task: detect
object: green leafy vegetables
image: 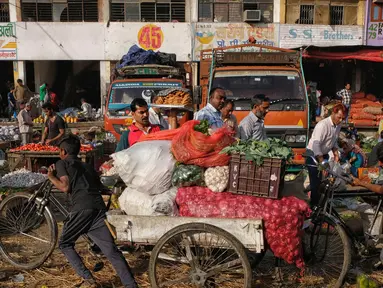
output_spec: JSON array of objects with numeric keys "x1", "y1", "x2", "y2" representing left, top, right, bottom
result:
[
  {"x1": 221, "y1": 138, "x2": 294, "y2": 166},
  {"x1": 194, "y1": 120, "x2": 210, "y2": 135}
]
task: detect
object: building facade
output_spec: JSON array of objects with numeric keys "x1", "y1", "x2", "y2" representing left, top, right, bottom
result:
[{"x1": 0, "y1": 0, "x2": 372, "y2": 109}]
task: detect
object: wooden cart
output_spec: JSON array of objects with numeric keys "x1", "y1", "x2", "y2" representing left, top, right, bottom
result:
[{"x1": 7, "y1": 149, "x2": 97, "y2": 172}]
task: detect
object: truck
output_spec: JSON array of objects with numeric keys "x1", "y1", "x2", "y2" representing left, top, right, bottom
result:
[
  {"x1": 199, "y1": 44, "x2": 309, "y2": 169},
  {"x1": 104, "y1": 64, "x2": 193, "y2": 140}
]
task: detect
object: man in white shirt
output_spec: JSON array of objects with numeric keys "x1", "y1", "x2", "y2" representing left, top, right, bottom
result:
[
  {"x1": 306, "y1": 103, "x2": 346, "y2": 207},
  {"x1": 17, "y1": 102, "x2": 33, "y2": 145},
  {"x1": 81, "y1": 98, "x2": 92, "y2": 120},
  {"x1": 149, "y1": 95, "x2": 169, "y2": 129}
]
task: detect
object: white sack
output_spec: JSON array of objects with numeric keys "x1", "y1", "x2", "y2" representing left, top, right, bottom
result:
[
  {"x1": 112, "y1": 140, "x2": 176, "y2": 195},
  {"x1": 119, "y1": 186, "x2": 178, "y2": 216}
]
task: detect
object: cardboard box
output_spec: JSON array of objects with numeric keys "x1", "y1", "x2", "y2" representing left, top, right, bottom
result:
[{"x1": 358, "y1": 168, "x2": 379, "y2": 182}]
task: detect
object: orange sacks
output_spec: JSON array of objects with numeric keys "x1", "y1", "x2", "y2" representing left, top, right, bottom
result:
[
  {"x1": 349, "y1": 108, "x2": 364, "y2": 115},
  {"x1": 366, "y1": 94, "x2": 377, "y2": 102},
  {"x1": 351, "y1": 103, "x2": 365, "y2": 109},
  {"x1": 350, "y1": 113, "x2": 376, "y2": 120},
  {"x1": 363, "y1": 106, "x2": 383, "y2": 115},
  {"x1": 350, "y1": 119, "x2": 377, "y2": 126},
  {"x1": 376, "y1": 115, "x2": 383, "y2": 121},
  {"x1": 352, "y1": 92, "x2": 365, "y2": 99}
]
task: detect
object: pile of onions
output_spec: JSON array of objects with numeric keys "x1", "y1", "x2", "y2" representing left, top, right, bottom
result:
[{"x1": 176, "y1": 187, "x2": 311, "y2": 271}]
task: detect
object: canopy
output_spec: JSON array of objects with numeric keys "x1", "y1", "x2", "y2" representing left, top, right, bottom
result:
[{"x1": 303, "y1": 49, "x2": 383, "y2": 62}]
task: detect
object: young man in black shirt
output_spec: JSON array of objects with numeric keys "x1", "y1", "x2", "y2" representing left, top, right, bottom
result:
[
  {"x1": 47, "y1": 135, "x2": 137, "y2": 288},
  {"x1": 41, "y1": 102, "x2": 65, "y2": 146}
]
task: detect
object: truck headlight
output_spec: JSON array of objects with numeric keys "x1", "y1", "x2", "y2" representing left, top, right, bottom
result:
[
  {"x1": 285, "y1": 135, "x2": 296, "y2": 142},
  {"x1": 296, "y1": 135, "x2": 306, "y2": 143}
]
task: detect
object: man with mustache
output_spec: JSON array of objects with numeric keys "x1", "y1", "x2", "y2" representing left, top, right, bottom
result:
[
  {"x1": 115, "y1": 98, "x2": 162, "y2": 152},
  {"x1": 194, "y1": 87, "x2": 226, "y2": 130},
  {"x1": 238, "y1": 94, "x2": 270, "y2": 141}
]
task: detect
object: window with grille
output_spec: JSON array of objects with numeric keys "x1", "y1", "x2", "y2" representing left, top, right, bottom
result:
[
  {"x1": 299, "y1": 5, "x2": 314, "y2": 24},
  {"x1": 0, "y1": 2, "x2": 9, "y2": 22},
  {"x1": 198, "y1": 0, "x2": 273, "y2": 22},
  {"x1": 110, "y1": 0, "x2": 185, "y2": 22},
  {"x1": 21, "y1": 0, "x2": 98, "y2": 22},
  {"x1": 330, "y1": 6, "x2": 343, "y2": 25}
]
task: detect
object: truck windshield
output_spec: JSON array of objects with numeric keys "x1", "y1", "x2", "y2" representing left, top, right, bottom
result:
[
  {"x1": 107, "y1": 81, "x2": 182, "y2": 116},
  {"x1": 212, "y1": 71, "x2": 305, "y2": 110}
]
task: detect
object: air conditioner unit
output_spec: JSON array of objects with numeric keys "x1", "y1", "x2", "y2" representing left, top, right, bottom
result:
[{"x1": 243, "y1": 10, "x2": 261, "y2": 22}]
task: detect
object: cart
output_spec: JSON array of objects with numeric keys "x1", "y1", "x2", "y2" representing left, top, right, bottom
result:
[
  {"x1": 7, "y1": 149, "x2": 97, "y2": 172},
  {"x1": 107, "y1": 211, "x2": 265, "y2": 287}
]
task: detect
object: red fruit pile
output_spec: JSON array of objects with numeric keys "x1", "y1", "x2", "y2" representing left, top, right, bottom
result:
[{"x1": 10, "y1": 143, "x2": 93, "y2": 153}]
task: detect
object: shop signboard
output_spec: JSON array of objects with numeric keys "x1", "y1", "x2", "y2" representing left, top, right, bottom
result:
[
  {"x1": 0, "y1": 23, "x2": 16, "y2": 60},
  {"x1": 365, "y1": 0, "x2": 383, "y2": 46},
  {"x1": 279, "y1": 25, "x2": 363, "y2": 48}
]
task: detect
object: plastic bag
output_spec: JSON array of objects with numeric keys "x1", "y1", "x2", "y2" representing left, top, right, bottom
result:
[
  {"x1": 171, "y1": 164, "x2": 205, "y2": 187},
  {"x1": 329, "y1": 161, "x2": 351, "y2": 191},
  {"x1": 112, "y1": 140, "x2": 175, "y2": 195},
  {"x1": 119, "y1": 186, "x2": 178, "y2": 216}
]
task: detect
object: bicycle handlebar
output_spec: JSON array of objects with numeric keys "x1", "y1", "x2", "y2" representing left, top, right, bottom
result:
[{"x1": 305, "y1": 155, "x2": 353, "y2": 185}]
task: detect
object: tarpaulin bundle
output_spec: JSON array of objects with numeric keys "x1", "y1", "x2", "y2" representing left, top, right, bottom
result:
[
  {"x1": 303, "y1": 49, "x2": 383, "y2": 62},
  {"x1": 139, "y1": 120, "x2": 235, "y2": 167}
]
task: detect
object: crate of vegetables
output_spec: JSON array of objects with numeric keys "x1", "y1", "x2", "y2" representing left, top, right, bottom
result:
[{"x1": 222, "y1": 139, "x2": 293, "y2": 199}]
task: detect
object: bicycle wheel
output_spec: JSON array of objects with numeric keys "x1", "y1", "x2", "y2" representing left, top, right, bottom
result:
[
  {"x1": 302, "y1": 215, "x2": 352, "y2": 288},
  {"x1": 149, "y1": 223, "x2": 252, "y2": 288},
  {"x1": 0, "y1": 192, "x2": 58, "y2": 269}
]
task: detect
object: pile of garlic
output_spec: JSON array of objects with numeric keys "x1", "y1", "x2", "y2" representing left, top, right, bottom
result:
[
  {"x1": 0, "y1": 168, "x2": 47, "y2": 188},
  {"x1": 204, "y1": 166, "x2": 229, "y2": 193},
  {"x1": 0, "y1": 125, "x2": 20, "y2": 142}
]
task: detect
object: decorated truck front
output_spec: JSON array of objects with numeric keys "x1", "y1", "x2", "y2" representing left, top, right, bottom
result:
[
  {"x1": 199, "y1": 44, "x2": 309, "y2": 168},
  {"x1": 105, "y1": 65, "x2": 191, "y2": 140}
]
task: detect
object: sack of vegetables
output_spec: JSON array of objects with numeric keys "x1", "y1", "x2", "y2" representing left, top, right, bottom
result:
[{"x1": 172, "y1": 164, "x2": 205, "y2": 187}]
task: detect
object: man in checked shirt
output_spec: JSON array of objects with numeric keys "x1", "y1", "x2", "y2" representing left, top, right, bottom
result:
[{"x1": 336, "y1": 82, "x2": 352, "y2": 123}]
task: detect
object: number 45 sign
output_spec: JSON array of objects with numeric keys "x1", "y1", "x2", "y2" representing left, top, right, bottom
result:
[{"x1": 138, "y1": 24, "x2": 164, "y2": 50}]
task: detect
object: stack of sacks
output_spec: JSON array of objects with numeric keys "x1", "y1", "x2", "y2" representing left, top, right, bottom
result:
[{"x1": 349, "y1": 92, "x2": 382, "y2": 126}]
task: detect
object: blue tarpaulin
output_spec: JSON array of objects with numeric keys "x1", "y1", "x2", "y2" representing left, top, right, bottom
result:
[{"x1": 117, "y1": 45, "x2": 158, "y2": 68}]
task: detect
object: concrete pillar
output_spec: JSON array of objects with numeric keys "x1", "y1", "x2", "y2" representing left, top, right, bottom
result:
[
  {"x1": 355, "y1": 64, "x2": 361, "y2": 92},
  {"x1": 99, "y1": 0, "x2": 110, "y2": 22},
  {"x1": 9, "y1": 0, "x2": 21, "y2": 22},
  {"x1": 274, "y1": 0, "x2": 281, "y2": 23},
  {"x1": 279, "y1": 0, "x2": 286, "y2": 24},
  {"x1": 13, "y1": 61, "x2": 26, "y2": 85},
  {"x1": 100, "y1": 61, "x2": 111, "y2": 113},
  {"x1": 188, "y1": 0, "x2": 198, "y2": 22}
]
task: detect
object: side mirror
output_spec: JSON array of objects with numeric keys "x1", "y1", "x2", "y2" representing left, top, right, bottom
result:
[{"x1": 193, "y1": 86, "x2": 201, "y2": 104}]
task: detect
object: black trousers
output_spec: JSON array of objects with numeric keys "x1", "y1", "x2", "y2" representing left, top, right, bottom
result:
[
  {"x1": 306, "y1": 153, "x2": 329, "y2": 207},
  {"x1": 59, "y1": 209, "x2": 137, "y2": 288}
]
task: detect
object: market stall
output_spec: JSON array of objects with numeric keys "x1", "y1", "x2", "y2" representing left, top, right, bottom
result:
[
  {"x1": 101, "y1": 119, "x2": 311, "y2": 287},
  {"x1": 7, "y1": 144, "x2": 96, "y2": 172}
]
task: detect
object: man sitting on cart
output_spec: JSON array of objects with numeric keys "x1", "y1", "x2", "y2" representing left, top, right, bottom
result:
[
  {"x1": 47, "y1": 135, "x2": 138, "y2": 288},
  {"x1": 115, "y1": 98, "x2": 162, "y2": 152}
]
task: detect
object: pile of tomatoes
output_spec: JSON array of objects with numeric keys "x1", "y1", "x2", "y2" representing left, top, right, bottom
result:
[{"x1": 10, "y1": 143, "x2": 93, "y2": 153}]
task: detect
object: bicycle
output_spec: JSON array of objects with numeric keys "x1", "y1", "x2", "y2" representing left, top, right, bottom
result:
[
  {"x1": 0, "y1": 176, "x2": 117, "y2": 270},
  {"x1": 300, "y1": 155, "x2": 383, "y2": 288}
]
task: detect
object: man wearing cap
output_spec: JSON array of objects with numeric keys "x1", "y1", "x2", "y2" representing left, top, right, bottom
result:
[{"x1": 17, "y1": 101, "x2": 33, "y2": 145}]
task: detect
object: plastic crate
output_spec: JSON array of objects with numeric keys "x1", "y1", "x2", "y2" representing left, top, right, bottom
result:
[
  {"x1": 103, "y1": 141, "x2": 117, "y2": 155},
  {"x1": 228, "y1": 153, "x2": 285, "y2": 199}
]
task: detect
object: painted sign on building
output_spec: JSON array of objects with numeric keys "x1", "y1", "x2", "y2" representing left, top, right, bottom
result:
[
  {"x1": 193, "y1": 23, "x2": 278, "y2": 61},
  {"x1": 0, "y1": 23, "x2": 16, "y2": 60},
  {"x1": 279, "y1": 25, "x2": 364, "y2": 48},
  {"x1": 365, "y1": 0, "x2": 383, "y2": 45}
]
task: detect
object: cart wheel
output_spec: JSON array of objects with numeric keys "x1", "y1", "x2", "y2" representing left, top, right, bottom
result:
[{"x1": 149, "y1": 223, "x2": 252, "y2": 288}]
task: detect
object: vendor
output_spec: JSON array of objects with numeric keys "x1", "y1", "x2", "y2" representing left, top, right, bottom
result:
[
  {"x1": 194, "y1": 87, "x2": 225, "y2": 129},
  {"x1": 238, "y1": 94, "x2": 270, "y2": 141},
  {"x1": 149, "y1": 95, "x2": 169, "y2": 130},
  {"x1": 115, "y1": 98, "x2": 162, "y2": 152},
  {"x1": 306, "y1": 103, "x2": 346, "y2": 207},
  {"x1": 339, "y1": 138, "x2": 366, "y2": 177},
  {"x1": 41, "y1": 102, "x2": 66, "y2": 146},
  {"x1": 220, "y1": 99, "x2": 238, "y2": 137},
  {"x1": 17, "y1": 101, "x2": 33, "y2": 145}
]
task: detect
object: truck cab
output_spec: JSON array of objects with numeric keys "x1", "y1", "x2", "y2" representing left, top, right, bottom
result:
[
  {"x1": 105, "y1": 64, "x2": 192, "y2": 140},
  {"x1": 200, "y1": 44, "x2": 309, "y2": 167}
]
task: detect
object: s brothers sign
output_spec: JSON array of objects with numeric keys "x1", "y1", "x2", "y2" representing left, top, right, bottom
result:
[{"x1": 279, "y1": 25, "x2": 363, "y2": 48}]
